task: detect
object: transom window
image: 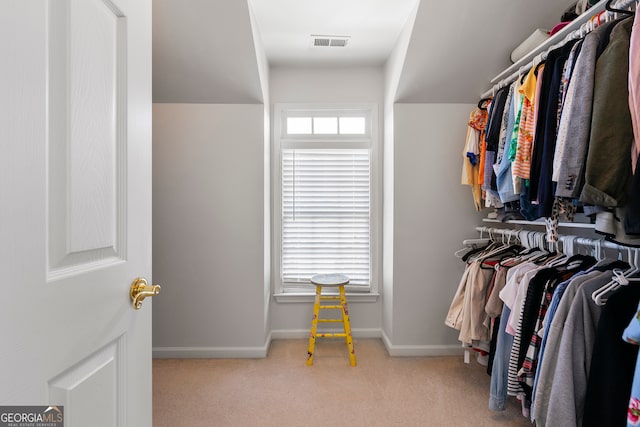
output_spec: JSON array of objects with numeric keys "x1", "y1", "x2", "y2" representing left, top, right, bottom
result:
[{"x1": 286, "y1": 116, "x2": 367, "y2": 135}]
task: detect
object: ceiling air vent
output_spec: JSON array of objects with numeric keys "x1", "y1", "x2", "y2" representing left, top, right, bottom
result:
[{"x1": 311, "y1": 35, "x2": 350, "y2": 48}]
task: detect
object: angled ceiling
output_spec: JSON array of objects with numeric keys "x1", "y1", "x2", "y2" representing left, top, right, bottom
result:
[
  {"x1": 248, "y1": 0, "x2": 418, "y2": 66},
  {"x1": 395, "y1": 0, "x2": 571, "y2": 103},
  {"x1": 153, "y1": 0, "x2": 264, "y2": 103},
  {"x1": 152, "y1": 0, "x2": 575, "y2": 104}
]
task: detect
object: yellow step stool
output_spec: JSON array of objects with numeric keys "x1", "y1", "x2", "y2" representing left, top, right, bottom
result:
[{"x1": 306, "y1": 273, "x2": 357, "y2": 366}]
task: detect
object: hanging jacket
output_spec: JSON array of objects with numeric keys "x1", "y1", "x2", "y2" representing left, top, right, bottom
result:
[
  {"x1": 580, "y1": 17, "x2": 634, "y2": 208},
  {"x1": 553, "y1": 23, "x2": 610, "y2": 198}
]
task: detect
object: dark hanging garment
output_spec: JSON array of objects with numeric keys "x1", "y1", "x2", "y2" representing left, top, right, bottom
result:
[
  {"x1": 535, "y1": 39, "x2": 580, "y2": 218},
  {"x1": 582, "y1": 283, "x2": 640, "y2": 427},
  {"x1": 484, "y1": 87, "x2": 509, "y2": 152},
  {"x1": 529, "y1": 48, "x2": 560, "y2": 203},
  {"x1": 484, "y1": 86, "x2": 510, "y2": 194},
  {"x1": 626, "y1": 153, "x2": 640, "y2": 235}
]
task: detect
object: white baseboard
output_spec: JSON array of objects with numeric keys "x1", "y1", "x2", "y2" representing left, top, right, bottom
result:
[
  {"x1": 153, "y1": 329, "x2": 463, "y2": 359},
  {"x1": 381, "y1": 329, "x2": 463, "y2": 357},
  {"x1": 153, "y1": 331, "x2": 273, "y2": 359}
]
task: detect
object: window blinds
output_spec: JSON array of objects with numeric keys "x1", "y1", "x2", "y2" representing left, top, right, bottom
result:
[{"x1": 282, "y1": 149, "x2": 371, "y2": 286}]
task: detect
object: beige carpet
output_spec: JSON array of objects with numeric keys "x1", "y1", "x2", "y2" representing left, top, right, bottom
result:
[{"x1": 153, "y1": 339, "x2": 531, "y2": 427}]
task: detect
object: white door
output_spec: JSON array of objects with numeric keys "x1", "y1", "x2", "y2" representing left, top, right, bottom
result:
[{"x1": 1, "y1": 0, "x2": 152, "y2": 426}]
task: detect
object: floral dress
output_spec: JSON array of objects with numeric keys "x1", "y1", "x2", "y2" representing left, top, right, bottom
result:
[{"x1": 623, "y1": 301, "x2": 640, "y2": 426}]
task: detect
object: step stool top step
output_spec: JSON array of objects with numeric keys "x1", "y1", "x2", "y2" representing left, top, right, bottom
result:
[{"x1": 310, "y1": 273, "x2": 350, "y2": 287}]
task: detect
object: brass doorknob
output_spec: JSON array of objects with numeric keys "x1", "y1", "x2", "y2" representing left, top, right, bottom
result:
[{"x1": 130, "y1": 278, "x2": 161, "y2": 310}]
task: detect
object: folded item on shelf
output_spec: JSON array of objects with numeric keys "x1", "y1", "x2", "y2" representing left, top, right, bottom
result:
[
  {"x1": 562, "y1": 1, "x2": 580, "y2": 21},
  {"x1": 511, "y1": 29, "x2": 550, "y2": 63}
]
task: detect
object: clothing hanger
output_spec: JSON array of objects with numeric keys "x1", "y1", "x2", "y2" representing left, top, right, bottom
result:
[
  {"x1": 592, "y1": 247, "x2": 638, "y2": 305},
  {"x1": 559, "y1": 235, "x2": 576, "y2": 257},
  {"x1": 518, "y1": 232, "x2": 551, "y2": 263},
  {"x1": 594, "y1": 246, "x2": 634, "y2": 304},
  {"x1": 592, "y1": 268, "x2": 627, "y2": 306},
  {"x1": 513, "y1": 231, "x2": 532, "y2": 255},
  {"x1": 561, "y1": 236, "x2": 599, "y2": 267},
  {"x1": 495, "y1": 232, "x2": 526, "y2": 265},
  {"x1": 454, "y1": 238, "x2": 491, "y2": 258},
  {"x1": 589, "y1": 238, "x2": 611, "y2": 268},
  {"x1": 599, "y1": 249, "x2": 640, "y2": 282},
  {"x1": 462, "y1": 238, "x2": 491, "y2": 247},
  {"x1": 545, "y1": 236, "x2": 570, "y2": 267},
  {"x1": 477, "y1": 98, "x2": 490, "y2": 110},
  {"x1": 624, "y1": 247, "x2": 640, "y2": 278},
  {"x1": 462, "y1": 231, "x2": 495, "y2": 259},
  {"x1": 519, "y1": 230, "x2": 531, "y2": 250},
  {"x1": 476, "y1": 231, "x2": 520, "y2": 263},
  {"x1": 605, "y1": 0, "x2": 634, "y2": 16}
]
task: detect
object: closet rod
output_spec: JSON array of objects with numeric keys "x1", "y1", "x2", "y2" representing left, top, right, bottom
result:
[
  {"x1": 479, "y1": 0, "x2": 637, "y2": 99},
  {"x1": 475, "y1": 226, "x2": 623, "y2": 251}
]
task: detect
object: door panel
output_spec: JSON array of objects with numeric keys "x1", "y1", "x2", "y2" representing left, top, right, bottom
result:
[
  {"x1": 49, "y1": 337, "x2": 124, "y2": 427},
  {"x1": 1, "y1": 0, "x2": 152, "y2": 426},
  {"x1": 48, "y1": 0, "x2": 127, "y2": 276}
]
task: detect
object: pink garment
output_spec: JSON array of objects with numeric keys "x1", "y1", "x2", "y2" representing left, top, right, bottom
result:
[
  {"x1": 549, "y1": 22, "x2": 570, "y2": 37},
  {"x1": 630, "y1": 7, "x2": 640, "y2": 172}
]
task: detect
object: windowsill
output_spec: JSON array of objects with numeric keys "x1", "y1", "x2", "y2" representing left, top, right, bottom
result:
[{"x1": 273, "y1": 292, "x2": 380, "y2": 303}]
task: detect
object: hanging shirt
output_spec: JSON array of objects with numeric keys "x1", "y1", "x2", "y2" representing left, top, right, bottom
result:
[
  {"x1": 508, "y1": 82, "x2": 524, "y2": 162},
  {"x1": 496, "y1": 85, "x2": 515, "y2": 165},
  {"x1": 462, "y1": 108, "x2": 488, "y2": 210},
  {"x1": 510, "y1": 97, "x2": 525, "y2": 194},
  {"x1": 499, "y1": 262, "x2": 539, "y2": 332},
  {"x1": 478, "y1": 132, "x2": 486, "y2": 187},
  {"x1": 495, "y1": 81, "x2": 521, "y2": 203},
  {"x1": 483, "y1": 86, "x2": 510, "y2": 196},
  {"x1": 512, "y1": 66, "x2": 540, "y2": 181}
]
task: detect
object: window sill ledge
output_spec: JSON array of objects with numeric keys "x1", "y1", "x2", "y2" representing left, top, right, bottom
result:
[{"x1": 273, "y1": 292, "x2": 380, "y2": 303}]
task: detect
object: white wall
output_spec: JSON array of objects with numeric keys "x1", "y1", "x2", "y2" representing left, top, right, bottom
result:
[
  {"x1": 149, "y1": 77, "x2": 487, "y2": 356},
  {"x1": 269, "y1": 66, "x2": 384, "y2": 335},
  {"x1": 382, "y1": 2, "x2": 418, "y2": 341},
  {"x1": 270, "y1": 66, "x2": 385, "y2": 105},
  {"x1": 152, "y1": 0, "x2": 264, "y2": 103},
  {"x1": 152, "y1": 103, "x2": 269, "y2": 357},
  {"x1": 386, "y1": 103, "x2": 484, "y2": 354},
  {"x1": 248, "y1": 1, "x2": 272, "y2": 342}
]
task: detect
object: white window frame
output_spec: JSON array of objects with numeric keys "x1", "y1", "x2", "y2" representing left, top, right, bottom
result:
[{"x1": 273, "y1": 103, "x2": 380, "y2": 302}]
